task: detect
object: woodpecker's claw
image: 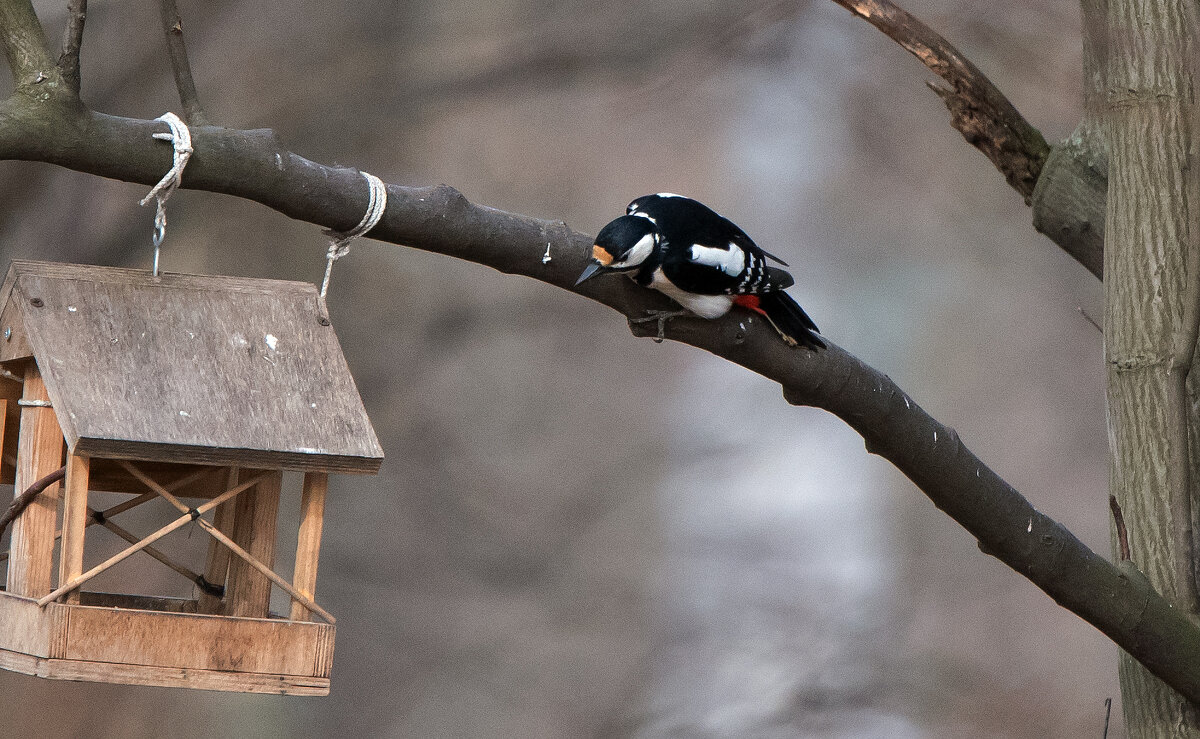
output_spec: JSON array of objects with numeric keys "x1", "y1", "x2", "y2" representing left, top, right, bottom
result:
[{"x1": 628, "y1": 309, "x2": 690, "y2": 343}]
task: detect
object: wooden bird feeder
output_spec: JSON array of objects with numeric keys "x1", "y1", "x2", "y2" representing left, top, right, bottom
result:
[{"x1": 0, "y1": 261, "x2": 382, "y2": 695}]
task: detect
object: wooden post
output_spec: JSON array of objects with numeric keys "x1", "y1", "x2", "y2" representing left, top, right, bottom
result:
[
  {"x1": 7, "y1": 363, "x2": 65, "y2": 597},
  {"x1": 198, "y1": 467, "x2": 239, "y2": 614},
  {"x1": 290, "y1": 472, "x2": 328, "y2": 621},
  {"x1": 225, "y1": 469, "x2": 281, "y2": 618},
  {"x1": 58, "y1": 453, "x2": 90, "y2": 603},
  {"x1": 0, "y1": 399, "x2": 7, "y2": 470}
]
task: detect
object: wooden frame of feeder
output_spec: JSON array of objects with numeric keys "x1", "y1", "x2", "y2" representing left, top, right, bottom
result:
[{"x1": 0, "y1": 262, "x2": 383, "y2": 695}]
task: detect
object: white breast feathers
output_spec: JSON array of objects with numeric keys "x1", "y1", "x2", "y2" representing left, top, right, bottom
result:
[{"x1": 647, "y1": 268, "x2": 735, "y2": 318}]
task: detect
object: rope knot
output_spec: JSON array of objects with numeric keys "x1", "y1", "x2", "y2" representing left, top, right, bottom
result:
[{"x1": 319, "y1": 171, "x2": 387, "y2": 302}]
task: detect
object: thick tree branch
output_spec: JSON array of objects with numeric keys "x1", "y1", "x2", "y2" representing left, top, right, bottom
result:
[
  {"x1": 56, "y1": 0, "x2": 86, "y2": 93},
  {"x1": 156, "y1": 0, "x2": 208, "y2": 126},
  {"x1": 2, "y1": 96, "x2": 1200, "y2": 701}
]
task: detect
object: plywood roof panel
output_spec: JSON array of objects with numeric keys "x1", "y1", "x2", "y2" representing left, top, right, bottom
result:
[{"x1": 0, "y1": 262, "x2": 383, "y2": 474}]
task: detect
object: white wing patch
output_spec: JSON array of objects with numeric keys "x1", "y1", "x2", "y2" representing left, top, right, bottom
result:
[{"x1": 689, "y1": 243, "x2": 745, "y2": 277}]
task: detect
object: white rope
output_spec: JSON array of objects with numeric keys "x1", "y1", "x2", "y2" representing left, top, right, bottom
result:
[
  {"x1": 138, "y1": 112, "x2": 193, "y2": 276},
  {"x1": 319, "y1": 171, "x2": 387, "y2": 301}
]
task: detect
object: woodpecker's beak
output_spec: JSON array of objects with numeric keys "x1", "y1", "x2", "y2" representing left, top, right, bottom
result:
[{"x1": 575, "y1": 261, "x2": 604, "y2": 286}]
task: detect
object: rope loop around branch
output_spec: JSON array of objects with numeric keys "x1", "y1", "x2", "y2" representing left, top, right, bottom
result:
[
  {"x1": 138, "y1": 112, "x2": 194, "y2": 276},
  {"x1": 319, "y1": 171, "x2": 387, "y2": 303}
]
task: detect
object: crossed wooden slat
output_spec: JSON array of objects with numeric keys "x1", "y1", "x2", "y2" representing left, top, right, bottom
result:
[
  {"x1": 0, "y1": 467, "x2": 210, "y2": 567},
  {"x1": 35, "y1": 461, "x2": 334, "y2": 624}
]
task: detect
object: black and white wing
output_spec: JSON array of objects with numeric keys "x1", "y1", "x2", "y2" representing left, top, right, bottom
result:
[
  {"x1": 626, "y1": 193, "x2": 790, "y2": 267},
  {"x1": 662, "y1": 240, "x2": 794, "y2": 296}
]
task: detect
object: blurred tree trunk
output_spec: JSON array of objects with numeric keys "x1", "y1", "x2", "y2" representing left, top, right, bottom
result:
[{"x1": 1102, "y1": 0, "x2": 1200, "y2": 735}]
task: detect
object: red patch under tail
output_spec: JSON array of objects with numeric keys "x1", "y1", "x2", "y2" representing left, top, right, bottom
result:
[{"x1": 732, "y1": 294, "x2": 768, "y2": 316}]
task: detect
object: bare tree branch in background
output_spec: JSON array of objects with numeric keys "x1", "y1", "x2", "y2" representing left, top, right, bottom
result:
[
  {"x1": 156, "y1": 0, "x2": 208, "y2": 126},
  {"x1": 831, "y1": 0, "x2": 1106, "y2": 279},
  {"x1": 396, "y1": 0, "x2": 807, "y2": 110},
  {"x1": 829, "y1": 0, "x2": 1049, "y2": 202}
]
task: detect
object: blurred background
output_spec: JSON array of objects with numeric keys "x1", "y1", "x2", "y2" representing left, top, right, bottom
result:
[{"x1": 0, "y1": 0, "x2": 1110, "y2": 736}]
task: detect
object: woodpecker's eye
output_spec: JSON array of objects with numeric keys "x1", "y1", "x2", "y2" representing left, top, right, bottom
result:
[{"x1": 592, "y1": 245, "x2": 614, "y2": 266}]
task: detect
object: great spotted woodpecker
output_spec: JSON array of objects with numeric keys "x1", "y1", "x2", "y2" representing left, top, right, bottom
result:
[{"x1": 575, "y1": 193, "x2": 824, "y2": 349}]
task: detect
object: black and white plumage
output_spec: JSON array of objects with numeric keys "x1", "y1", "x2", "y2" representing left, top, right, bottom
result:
[{"x1": 576, "y1": 193, "x2": 824, "y2": 349}]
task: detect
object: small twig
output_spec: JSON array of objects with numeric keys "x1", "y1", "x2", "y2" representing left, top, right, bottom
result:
[
  {"x1": 156, "y1": 0, "x2": 209, "y2": 126},
  {"x1": 0, "y1": 465, "x2": 66, "y2": 539},
  {"x1": 830, "y1": 0, "x2": 1049, "y2": 203},
  {"x1": 1102, "y1": 697, "x2": 1112, "y2": 739},
  {"x1": 56, "y1": 0, "x2": 87, "y2": 93},
  {"x1": 1109, "y1": 495, "x2": 1131, "y2": 562},
  {"x1": 1078, "y1": 307, "x2": 1102, "y2": 333}
]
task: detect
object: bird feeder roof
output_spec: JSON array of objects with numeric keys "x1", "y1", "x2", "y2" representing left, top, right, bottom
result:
[{"x1": 0, "y1": 261, "x2": 383, "y2": 474}]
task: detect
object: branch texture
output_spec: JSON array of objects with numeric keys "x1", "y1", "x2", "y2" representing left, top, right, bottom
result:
[{"x1": 2, "y1": 95, "x2": 1200, "y2": 701}]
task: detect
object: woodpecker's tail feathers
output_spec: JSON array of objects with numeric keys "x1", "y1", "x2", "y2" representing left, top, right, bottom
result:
[
  {"x1": 758, "y1": 292, "x2": 825, "y2": 350},
  {"x1": 764, "y1": 266, "x2": 794, "y2": 291}
]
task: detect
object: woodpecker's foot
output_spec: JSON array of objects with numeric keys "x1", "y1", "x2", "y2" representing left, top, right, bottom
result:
[{"x1": 628, "y1": 310, "x2": 690, "y2": 343}]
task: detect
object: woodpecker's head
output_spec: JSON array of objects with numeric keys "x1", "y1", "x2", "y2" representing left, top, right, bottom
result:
[{"x1": 575, "y1": 215, "x2": 659, "y2": 286}]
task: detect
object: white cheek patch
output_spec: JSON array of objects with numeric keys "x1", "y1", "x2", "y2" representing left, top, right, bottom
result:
[
  {"x1": 612, "y1": 233, "x2": 656, "y2": 268},
  {"x1": 689, "y1": 243, "x2": 745, "y2": 277}
]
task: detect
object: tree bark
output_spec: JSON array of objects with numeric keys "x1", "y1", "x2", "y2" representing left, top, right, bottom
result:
[{"x1": 1104, "y1": 0, "x2": 1200, "y2": 733}]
